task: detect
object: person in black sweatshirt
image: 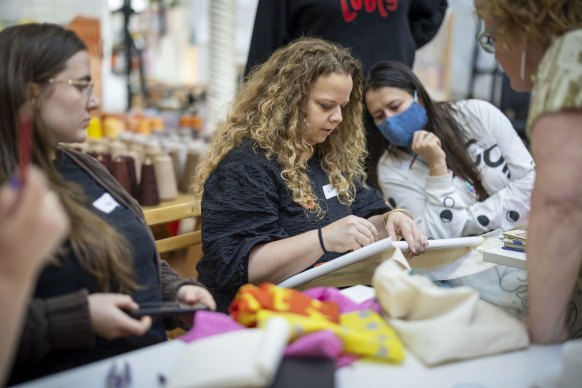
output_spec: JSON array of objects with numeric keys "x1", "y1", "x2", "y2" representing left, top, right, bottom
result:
[{"x1": 195, "y1": 37, "x2": 427, "y2": 312}]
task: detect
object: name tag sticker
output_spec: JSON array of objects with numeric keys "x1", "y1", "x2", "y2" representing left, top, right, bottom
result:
[
  {"x1": 322, "y1": 184, "x2": 338, "y2": 200},
  {"x1": 93, "y1": 193, "x2": 119, "y2": 214}
]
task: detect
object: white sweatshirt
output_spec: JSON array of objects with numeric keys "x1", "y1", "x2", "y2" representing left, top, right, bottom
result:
[{"x1": 377, "y1": 99, "x2": 535, "y2": 239}]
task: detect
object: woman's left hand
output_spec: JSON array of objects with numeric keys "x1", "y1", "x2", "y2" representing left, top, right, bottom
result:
[
  {"x1": 385, "y1": 211, "x2": 428, "y2": 259},
  {"x1": 176, "y1": 285, "x2": 216, "y2": 310},
  {"x1": 175, "y1": 285, "x2": 216, "y2": 327}
]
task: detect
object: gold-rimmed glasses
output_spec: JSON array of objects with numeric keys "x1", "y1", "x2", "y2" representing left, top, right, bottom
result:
[
  {"x1": 47, "y1": 78, "x2": 95, "y2": 101},
  {"x1": 476, "y1": 20, "x2": 496, "y2": 54}
]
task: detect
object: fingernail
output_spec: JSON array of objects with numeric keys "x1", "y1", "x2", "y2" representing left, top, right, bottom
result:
[{"x1": 9, "y1": 176, "x2": 21, "y2": 190}]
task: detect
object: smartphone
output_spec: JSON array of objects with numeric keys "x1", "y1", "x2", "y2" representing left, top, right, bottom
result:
[{"x1": 126, "y1": 301, "x2": 210, "y2": 319}]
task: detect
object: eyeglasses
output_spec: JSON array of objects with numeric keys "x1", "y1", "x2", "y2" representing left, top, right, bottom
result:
[
  {"x1": 47, "y1": 78, "x2": 95, "y2": 101},
  {"x1": 476, "y1": 20, "x2": 496, "y2": 54}
]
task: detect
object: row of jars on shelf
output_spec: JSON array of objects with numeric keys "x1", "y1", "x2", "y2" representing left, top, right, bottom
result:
[
  {"x1": 86, "y1": 113, "x2": 204, "y2": 139},
  {"x1": 71, "y1": 129, "x2": 207, "y2": 206}
]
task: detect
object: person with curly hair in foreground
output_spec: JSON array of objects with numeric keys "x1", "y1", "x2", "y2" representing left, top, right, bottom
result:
[
  {"x1": 193, "y1": 37, "x2": 428, "y2": 311},
  {"x1": 475, "y1": 0, "x2": 582, "y2": 343}
]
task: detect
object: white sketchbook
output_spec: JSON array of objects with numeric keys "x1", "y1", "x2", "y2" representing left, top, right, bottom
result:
[
  {"x1": 483, "y1": 246, "x2": 527, "y2": 270},
  {"x1": 278, "y1": 236, "x2": 484, "y2": 290}
]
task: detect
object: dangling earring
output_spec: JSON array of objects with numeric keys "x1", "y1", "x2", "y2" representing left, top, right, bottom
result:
[
  {"x1": 27, "y1": 84, "x2": 39, "y2": 109},
  {"x1": 520, "y1": 48, "x2": 527, "y2": 82}
]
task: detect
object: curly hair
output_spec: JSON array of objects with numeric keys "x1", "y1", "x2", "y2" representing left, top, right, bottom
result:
[
  {"x1": 193, "y1": 37, "x2": 366, "y2": 217},
  {"x1": 475, "y1": 0, "x2": 582, "y2": 49}
]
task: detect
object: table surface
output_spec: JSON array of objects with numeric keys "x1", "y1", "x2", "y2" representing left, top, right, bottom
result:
[
  {"x1": 14, "y1": 338, "x2": 563, "y2": 388},
  {"x1": 13, "y1": 246, "x2": 557, "y2": 388}
]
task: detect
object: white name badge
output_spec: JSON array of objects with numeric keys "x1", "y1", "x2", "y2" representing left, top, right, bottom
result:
[
  {"x1": 92, "y1": 193, "x2": 120, "y2": 214},
  {"x1": 322, "y1": 184, "x2": 338, "y2": 200}
]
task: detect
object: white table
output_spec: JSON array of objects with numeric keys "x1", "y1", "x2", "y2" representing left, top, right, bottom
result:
[
  {"x1": 14, "y1": 337, "x2": 563, "y2": 388},
  {"x1": 338, "y1": 345, "x2": 561, "y2": 388},
  {"x1": 14, "y1": 340, "x2": 186, "y2": 388},
  {"x1": 483, "y1": 246, "x2": 526, "y2": 269}
]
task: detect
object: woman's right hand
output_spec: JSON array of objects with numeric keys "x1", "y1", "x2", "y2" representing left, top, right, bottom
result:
[
  {"x1": 0, "y1": 166, "x2": 69, "y2": 282},
  {"x1": 411, "y1": 130, "x2": 447, "y2": 175},
  {"x1": 321, "y1": 215, "x2": 378, "y2": 252},
  {"x1": 88, "y1": 293, "x2": 151, "y2": 340}
]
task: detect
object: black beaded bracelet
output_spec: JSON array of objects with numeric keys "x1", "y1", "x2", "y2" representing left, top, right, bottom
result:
[{"x1": 317, "y1": 228, "x2": 329, "y2": 253}]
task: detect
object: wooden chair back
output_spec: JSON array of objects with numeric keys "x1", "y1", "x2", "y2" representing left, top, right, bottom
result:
[
  {"x1": 143, "y1": 197, "x2": 201, "y2": 254},
  {"x1": 143, "y1": 196, "x2": 202, "y2": 338}
]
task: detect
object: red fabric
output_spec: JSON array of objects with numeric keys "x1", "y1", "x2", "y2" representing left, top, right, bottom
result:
[{"x1": 229, "y1": 283, "x2": 340, "y2": 326}]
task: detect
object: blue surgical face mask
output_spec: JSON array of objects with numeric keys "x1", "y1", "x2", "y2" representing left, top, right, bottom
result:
[{"x1": 375, "y1": 91, "x2": 428, "y2": 147}]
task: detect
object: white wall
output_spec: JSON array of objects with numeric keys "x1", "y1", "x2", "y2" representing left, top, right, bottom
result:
[
  {"x1": 0, "y1": 0, "x2": 104, "y2": 24},
  {"x1": 447, "y1": 0, "x2": 499, "y2": 101}
]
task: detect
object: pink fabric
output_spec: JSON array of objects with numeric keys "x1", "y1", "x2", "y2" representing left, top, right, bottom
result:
[
  {"x1": 284, "y1": 330, "x2": 358, "y2": 368},
  {"x1": 302, "y1": 287, "x2": 380, "y2": 313},
  {"x1": 284, "y1": 330, "x2": 342, "y2": 358},
  {"x1": 336, "y1": 354, "x2": 359, "y2": 368},
  {"x1": 179, "y1": 310, "x2": 244, "y2": 343}
]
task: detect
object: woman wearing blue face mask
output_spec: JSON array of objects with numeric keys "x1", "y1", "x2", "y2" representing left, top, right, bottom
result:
[{"x1": 365, "y1": 60, "x2": 535, "y2": 239}]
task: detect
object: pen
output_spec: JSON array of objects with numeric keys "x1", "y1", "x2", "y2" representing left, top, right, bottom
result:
[{"x1": 408, "y1": 154, "x2": 417, "y2": 170}]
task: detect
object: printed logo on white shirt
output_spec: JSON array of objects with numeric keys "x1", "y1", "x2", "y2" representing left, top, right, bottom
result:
[
  {"x1": 322, "y1": 184, "x2": 338, "y2": 200},
  {"x1": 92, "y1": 193, "x2": 119, "y2": 214}
]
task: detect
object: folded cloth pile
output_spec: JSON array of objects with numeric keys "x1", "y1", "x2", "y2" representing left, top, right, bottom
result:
[{"x1": 373, "y1": 248, "x2": 529, "y2": 366}]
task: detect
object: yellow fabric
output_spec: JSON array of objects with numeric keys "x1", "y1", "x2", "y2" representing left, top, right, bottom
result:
[{"x1": 255, "y1": 309, "x2": 405, "y2": 363}]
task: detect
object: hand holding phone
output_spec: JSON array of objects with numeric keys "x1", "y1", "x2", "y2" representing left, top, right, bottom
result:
[{"x1": 127, "y1": 301, "x2": 210, "y2": 319}]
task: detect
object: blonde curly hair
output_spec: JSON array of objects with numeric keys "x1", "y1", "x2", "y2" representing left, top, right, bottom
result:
[
  {"x1": 475, "y1": 0, "x2": 582, "y2": 50},
  {"x1": 192, "y1": 37, "x2": 366, "y2": 217}
]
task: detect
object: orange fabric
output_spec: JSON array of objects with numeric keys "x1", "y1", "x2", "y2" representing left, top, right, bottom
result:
[{"x1": 229, "y1": 283, "x2": 340, "y2": 327}]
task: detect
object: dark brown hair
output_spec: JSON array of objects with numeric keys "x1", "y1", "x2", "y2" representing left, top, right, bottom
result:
[{"x1": 0, "y1": 23, "x2": 137, "y2": 292}]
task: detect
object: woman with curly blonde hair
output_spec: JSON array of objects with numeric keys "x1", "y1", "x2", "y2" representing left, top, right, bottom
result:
[
  {"x1": 475, "y1": 0, "x2": 582, "y2": 343},
  {"x1": 193, "y1": 37, "x2": 427, "y2": 311}
]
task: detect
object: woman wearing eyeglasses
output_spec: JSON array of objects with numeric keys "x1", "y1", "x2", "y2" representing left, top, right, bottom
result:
[
  {"x1": 475, "y1": 0, "x2": 582, "y2": 344},
  {"x1": 0, "y1": 24, "x2": 215, "y2": 384},
  {"x1": 364, "y1": 60, "x2": 535, "y2": 240}
]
